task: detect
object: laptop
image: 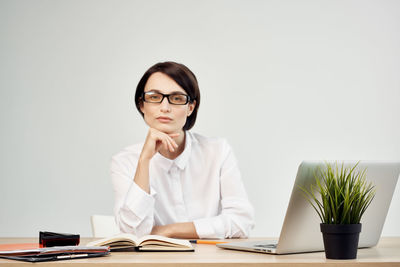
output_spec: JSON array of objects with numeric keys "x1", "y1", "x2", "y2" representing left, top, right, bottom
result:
[{"x1": 217, "y1": 161, "x2": 400, "y2": 254}]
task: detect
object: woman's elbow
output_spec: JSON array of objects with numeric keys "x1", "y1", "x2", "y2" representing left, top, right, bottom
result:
[
  {"x1": 115, "y1": 208, "x2": 154, "y2": 237},
  {"x1": 224, "y1": 213, "x2": 255, "y2": 238}
]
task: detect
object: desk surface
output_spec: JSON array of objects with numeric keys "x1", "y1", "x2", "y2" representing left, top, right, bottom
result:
[{"x1": 0, "y1": 237, "x2": 399, "y2": 266}]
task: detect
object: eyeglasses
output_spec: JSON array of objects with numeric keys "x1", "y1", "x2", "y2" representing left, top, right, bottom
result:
[{"x1": 142, "y1": 91, "x2": 191, "y2": 105}]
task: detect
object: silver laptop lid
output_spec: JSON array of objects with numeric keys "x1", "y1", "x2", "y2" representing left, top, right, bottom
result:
[{"x1": 276, "y1": 161, "x2": 400, "y2": 254}]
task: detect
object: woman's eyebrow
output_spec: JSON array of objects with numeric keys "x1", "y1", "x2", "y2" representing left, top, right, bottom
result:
[
  {"x1": 146, "y1": 89, "x2": 161, "y2": 93},
  {"x1": 147, "y1": 89, "x2": 186, "y2": 94}
]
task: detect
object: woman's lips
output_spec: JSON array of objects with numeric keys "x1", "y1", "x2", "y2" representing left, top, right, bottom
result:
[{"x1": 157, "y1": 116, "x2": 172, "y2": 123}]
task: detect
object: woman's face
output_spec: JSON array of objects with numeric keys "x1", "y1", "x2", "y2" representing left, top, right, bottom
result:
[{"x1": 140, "y1": 72, "x2": 195, "y2": 134}]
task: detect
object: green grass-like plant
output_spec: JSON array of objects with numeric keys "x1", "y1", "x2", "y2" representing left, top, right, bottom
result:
[{"x1": 299, "y1": 162, "x2": 376, "y2": 224}]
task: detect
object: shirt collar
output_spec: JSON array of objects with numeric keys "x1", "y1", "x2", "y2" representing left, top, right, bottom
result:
[{"x1": 153, "y1": 131, "x2": 193, "y2": 172}]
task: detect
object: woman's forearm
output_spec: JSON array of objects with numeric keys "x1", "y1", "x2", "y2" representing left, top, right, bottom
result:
[{"x1": 133, "y1": 158, "x2": 151, "y2": 194}]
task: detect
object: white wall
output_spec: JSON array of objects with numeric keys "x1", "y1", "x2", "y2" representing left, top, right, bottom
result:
[{"x1": 0, "y1": 0, "x2": 399, "y2": 237}]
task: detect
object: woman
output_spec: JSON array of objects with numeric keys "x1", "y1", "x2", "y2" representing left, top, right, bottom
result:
[{"x1": 111, "y1": 61, "x2": 254, "y2": 239}]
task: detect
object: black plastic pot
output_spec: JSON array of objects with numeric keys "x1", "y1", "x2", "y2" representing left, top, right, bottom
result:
[{"x1": 320, "y1": 223, "x2": 362, "y2": 259}]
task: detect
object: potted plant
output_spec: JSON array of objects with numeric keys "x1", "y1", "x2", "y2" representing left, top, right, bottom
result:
[{"x1": 299, "y1": 162, "x2": 376, "y2": 259}]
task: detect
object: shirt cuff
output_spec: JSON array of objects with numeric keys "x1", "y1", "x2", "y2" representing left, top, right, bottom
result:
[
  {"x1": 193, "y1": 217, "x2": 225, "y2": 239},
  {"x1": 123, "y1": 181, "x2": 157, "y2": 220}
]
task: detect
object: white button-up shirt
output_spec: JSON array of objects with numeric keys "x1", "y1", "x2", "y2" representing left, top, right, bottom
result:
[{"x1": 111, "y1": 131, "x2": 255, "y2": 239}]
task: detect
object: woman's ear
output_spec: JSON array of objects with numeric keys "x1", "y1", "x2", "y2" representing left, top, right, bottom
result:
[
  {"x1": 187, "y1": 100, "x2": 196, "y2": 117},
  {"x1": 139, "y1": 100, "x2": 144, "y2": 114}
]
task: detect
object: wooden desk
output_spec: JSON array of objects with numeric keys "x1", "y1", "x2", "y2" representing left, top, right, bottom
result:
[{"x1": 1, "y1": 237, "x2": 399, "y2": 266}]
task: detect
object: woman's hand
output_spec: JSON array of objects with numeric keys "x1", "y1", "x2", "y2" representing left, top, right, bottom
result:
[
  {"x1": 134, "y1": 128, "x2": 179, "y2": 193},
  {"x1": 140, "y1": 128, "x2": 180, "y2": 161},
  {"x1": 150, "y1": 225, "x2": 172, "y2": 237},
  {"x1": 151, "y1": 223, "x2": 199, "y2": 239}
]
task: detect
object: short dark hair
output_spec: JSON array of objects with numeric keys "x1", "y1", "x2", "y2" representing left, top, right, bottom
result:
[{"x1": 135, "y1": 61, "x2": 201, "y2": 131}]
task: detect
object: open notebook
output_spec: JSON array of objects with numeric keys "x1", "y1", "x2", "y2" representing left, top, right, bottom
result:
[{"x1": 86, "y1": 233, "x2": 194, "y2": 251}]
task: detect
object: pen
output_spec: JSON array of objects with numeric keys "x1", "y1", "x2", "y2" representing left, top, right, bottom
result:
[
  {"x1": 189, "y1": 240, "x2": 228, "y2": 245},
  {"x1": 56, "y1": 254, "x2": 89, "y2": 259}
]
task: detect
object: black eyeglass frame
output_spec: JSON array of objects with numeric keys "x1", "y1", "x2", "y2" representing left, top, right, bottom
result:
[{"x1": 142, "y1": 91, "x2": 192, "y2": 105}]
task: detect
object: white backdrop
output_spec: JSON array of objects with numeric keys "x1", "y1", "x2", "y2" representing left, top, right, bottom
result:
[{"x1": 1, "y1": 0, "x2": 399, "y2": 237}]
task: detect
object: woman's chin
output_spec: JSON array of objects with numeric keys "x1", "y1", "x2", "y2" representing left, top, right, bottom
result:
[{"x1": 153, "y1": 124, "x2": 182, "y2": 134}]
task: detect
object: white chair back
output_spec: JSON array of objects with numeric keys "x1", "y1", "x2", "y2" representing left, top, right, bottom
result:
[{"x1": 91, "y1": 215, "x2": 120, "y2": 238}]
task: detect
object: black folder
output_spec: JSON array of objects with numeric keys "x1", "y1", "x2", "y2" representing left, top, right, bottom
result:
[{"x1": 0, "y1": 245, "x2": 109, "y2": 262}]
